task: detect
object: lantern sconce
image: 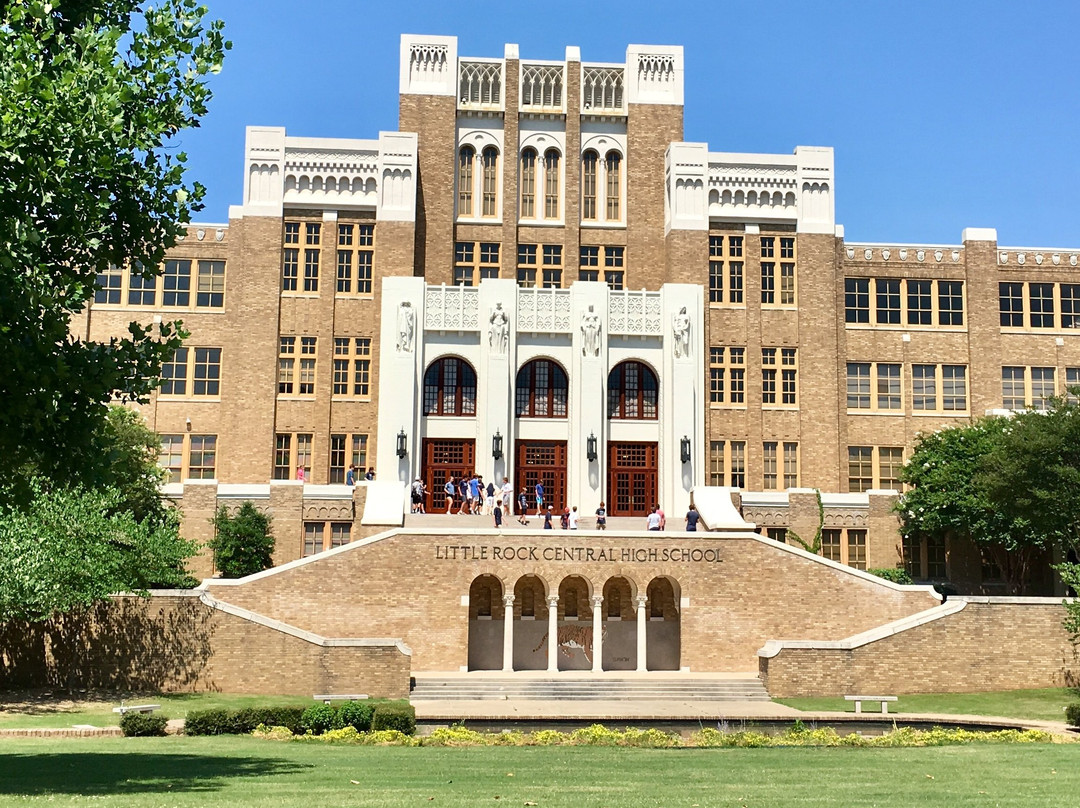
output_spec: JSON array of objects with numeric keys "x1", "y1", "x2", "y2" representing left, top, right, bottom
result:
[
  {"x1": 396, "y1": 429, "x2": 408, "y2": 459},
  {"x1": 680, "y1": 435, "x2": 692, "y2": 464},
  {"x1": 492, "y1": 430, "x2": 503, "y2": 460},
  {"x1": 586, "y1": 432, "x2": 598, "y2": 463}
]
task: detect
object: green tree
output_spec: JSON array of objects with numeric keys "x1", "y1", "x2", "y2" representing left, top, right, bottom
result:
[
  {"x1": 0, "y1": 479, "x2": 198, "y2": 622},
  {"x1": 210, "y1": 502, "x2": 275, "y2": 578},
  {"x1": 0, "y1": 0, "x2": 228, "y2": 489},
  {"x1": 88, "y1": 405, "x2": 170, "y2": 525}
]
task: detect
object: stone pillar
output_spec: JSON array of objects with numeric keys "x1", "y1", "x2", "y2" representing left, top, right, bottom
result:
[
  {"x1": 591, "y1": 595, "x2": 604, "y2": 673},
  {"x1": 502, "y1": 594, "x2": 515, "y2": 672},
  {"x1": 634, "y1": 594, "x2": 648, "y2": 672},
  {"x1": 546, "y1": 595, "x2": 559, "y2": 672}
]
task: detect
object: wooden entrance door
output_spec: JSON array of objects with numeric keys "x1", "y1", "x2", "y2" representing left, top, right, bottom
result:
[
  {"x1": 607, "y1": 442, "x2": 658, "y2": 517},
  {"x1": 422, "y1": 439, "x2": 476, "y2": 512},
  {"x1": 515, "y1": 441, "x2": 567, "y2": 514}
]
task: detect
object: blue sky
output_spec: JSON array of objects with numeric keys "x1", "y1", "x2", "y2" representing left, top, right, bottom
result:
[{"x1": 182, "y1": 0, "x2": 1080, "y2": 247}]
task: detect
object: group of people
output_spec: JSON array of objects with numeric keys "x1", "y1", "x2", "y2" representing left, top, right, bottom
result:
[
  {"x1": 442, "y1": 474, "x2": 516, "y2": 519},
  {"x1": 645, "y1": 503, "x2": 700, "y2": 531},
  {"x1": 344, "y1": 465, "x2": 376, "y2": 486}
]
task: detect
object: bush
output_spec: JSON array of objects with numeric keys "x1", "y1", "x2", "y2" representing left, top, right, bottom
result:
[
  {"x1": 185, "y1": 706, "x2": 306, "y2": 736},
  {"x1": 120, "y1": 712, "x2": 169, "y2": 737},
  {"x1": 301, "y1": 704, "x2": 340, "y2": 735},
  {"x1": 868, "y1": 567, "x2": 915, "y2": 585},
  {"x1": 210, "y1": 502, "x2": 275, "y2": 578},
  {"x1": 372, "y1": 703, "x2": 416, "y2": 735},
  {"x1": 337, "y1": 700, "x2": 374, "y2": 732},
  {"x1": 1066, "y1": 703, "x2": 1080, "y2": 727}
]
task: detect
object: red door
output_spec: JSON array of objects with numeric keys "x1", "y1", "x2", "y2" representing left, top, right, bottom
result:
[
  {"x1": 422, "y1": 439, "x2": 476, "y2": 512},
  {"x1": 516, "y1": 441, "x2": 567, "y2": 514},
  {"x1": 607, "y1": 442, "x2": 658, "y2": 517}
]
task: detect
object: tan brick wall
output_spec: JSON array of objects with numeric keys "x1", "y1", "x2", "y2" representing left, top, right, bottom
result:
[{"x1": 762, "y1": 599, "x2": 1078, "y2": 697}]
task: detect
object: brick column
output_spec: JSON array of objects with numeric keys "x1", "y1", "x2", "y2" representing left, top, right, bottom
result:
[
  {"x1": 634, "y1": 594, "x2": 648, "y2": 672},
  {"x1": 546, "y1": 595, "x2": 559, "y2": 672},
  {"x1": 502, "y1": 594, "x2": 515, "y2": 672},
  {"x1": 591, "y1": 594, "x2": 604, "y2": 673}
]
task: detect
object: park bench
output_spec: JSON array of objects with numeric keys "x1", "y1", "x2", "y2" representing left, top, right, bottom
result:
[
  {"x1": 844, "y1": 695, "x2": 897, "y2": 714},
  {"x1": 112, "y1": 703, "x2": 161, "y2": 715},
  {"x1": 313, "y1": 694, "x2": 369, "y2": 705}
]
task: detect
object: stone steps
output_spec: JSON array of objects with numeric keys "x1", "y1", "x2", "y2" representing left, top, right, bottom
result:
[{"x1": 410, "y1": 677, "x2": 771, "y2": 702}]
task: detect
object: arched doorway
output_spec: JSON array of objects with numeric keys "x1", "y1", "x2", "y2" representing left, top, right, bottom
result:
[
  {"x1": 601, "y1": 576, "x2": 636, "y2": 670},
  {"x1": 548, "y1": 575, "x2": 593, "y2": 671},
  {"x1": 467, "y1": 574, "x2": 503, "y2": 671},
  {"x1": 606, "y1": 361, "x2": 659, "y2": 517},
  {"x1": 512, "y1": 575, "x2": 548, "y2": 670},
  {"x1": 645, "y1": 577, "x2": 681, "y2": 671}
]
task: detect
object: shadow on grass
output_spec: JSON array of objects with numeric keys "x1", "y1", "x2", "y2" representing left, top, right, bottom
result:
[{"x1": 0, "y1": 751, "x2": 311, "y2": 796}]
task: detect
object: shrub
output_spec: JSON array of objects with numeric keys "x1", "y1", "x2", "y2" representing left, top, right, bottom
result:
[
  {"x1": 372, "y1": 703, "x2": 416, "y2": 735},
  {"x1": 184, "y1": 708, "x2": 231, "y2": 736},
  {"x1": 120, "y1": 712, "x2": 169, "y2": 737},
  {"x1": 185, "y1": 706, "x2": 306, "y2": 736},
  {"x1": 1066, "y1": 703, "x2": 1080, "y2": 727},
  {"x1": 252, "y1": 724, "x2": 294, "y2": 741},
  {"x1": 423, "y1": 726, "x2": 490, "y2": 747},
  {"x1": 210, "y1": 502, "x2": 275, "y2": 578},
  {"x1": 301, "y1": 704, "x2": 340, "y2": 735},
  {"x1": 337, "y1": 700, "x2": 374, "y2": 732},
  {"x1": 868, "y1": 567, "x2": 915, "y2": 585}
]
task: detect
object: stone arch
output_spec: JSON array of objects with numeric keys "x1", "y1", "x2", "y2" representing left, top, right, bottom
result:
[
  {"x1": 512, "y1": 574, "x2": 549, "y2": 670},
  {"x1": 553, "y1": 574, "x2": 597, "y2": 670},
  {"x1": 601, "y1": 575, "x2": 637, "y2": 670},
  {"x1": 645, "y1": 576, "x2": 681, "y2": 671},
  {"x1": 467, "y1": 574, "x2": 504, "y2": 671}
]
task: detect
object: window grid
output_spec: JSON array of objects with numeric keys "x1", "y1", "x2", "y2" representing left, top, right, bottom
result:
[
  {"x1": 274, "y1": 432, "x2": 313, "y2": 480},
  {"x1": 159, "y1": 347, "x2": 221, "y2": 397},
  {"x1": 846, "y1": 278, "x2": 965, "y2": 328},
  {"x1": 762, "y1": 442, "x2": 778, "y2": 490},
  {"x1": 332, "y1": 338, "x2": 372, "y2": 398},
  {"x1": 848, "y1": 446, "x2": 903, "y2": 492},
  {"x1": 1002, "y1": 365, "x2": 1057, "y2": 410},
  {"x1": 709, "y1": 234, "x2": 745, "y2": 305},
  {"x1": 708, "y1": 347, "x2": 745, "y2": 406},
  {"x1": 336, "y1": 223, "x2": 374, "y2": 295},
  {"x1": 783, "y1": 442, "x2": 799, "y2": 488},
  {"x1": 847, "y1": 362, "x2": 901, "y2": 411}
]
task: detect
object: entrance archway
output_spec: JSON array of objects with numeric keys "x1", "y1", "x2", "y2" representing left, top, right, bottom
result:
[
  {"x1": 467, "y1": 574, "x2": 503, "y2": 671},
  {"x1": 645, "y1": 576, "x2": 681, "y2": 671},
  {"x1": 601, "y1": 576, "x2": 636, "y2": 670},
  {"x1": 512, "y1": 575, "x2": 548, "y2": 670},
  {"x1": 551, "y1": 575, "x2": 594, "y2": 671}
]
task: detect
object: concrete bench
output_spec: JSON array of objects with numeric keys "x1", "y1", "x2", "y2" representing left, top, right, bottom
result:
[
  {"x1": 844, "y1": 695, "x2": 897, "y2": 714},
  {"x1": 112, "y1": 704, "x2": 161, "y2": 715},
  {"x1": 313, "y1": 694, "x2": 368, "y2": 705}
]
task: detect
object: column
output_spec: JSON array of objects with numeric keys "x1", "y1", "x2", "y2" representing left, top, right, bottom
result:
[
  {"x1": 634, "y1": 594, "x2": 648, "y2": 672},
  {"x1": 591, "y1": 595, "x2": 604, "y2": 673},
  {"x1": 502, "y1": 594, "x2": 515, "y2": 672},
  {"x1": 546, "y1": 595, "x2": 559, "y2": 672}
]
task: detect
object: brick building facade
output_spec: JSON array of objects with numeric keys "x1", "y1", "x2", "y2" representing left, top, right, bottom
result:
[{"x1": 82, "y1": 35, "x2": 1080, "y2": 594}]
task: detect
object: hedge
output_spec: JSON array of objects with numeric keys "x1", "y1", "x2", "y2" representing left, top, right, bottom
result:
[
  {"x1": 371, "y1": 703, "x2": 417, "y2": 735},
  {"x1": 185, "y1": 706, "x2": 306, "y2": 736},
  {"x1": 120, "y1": 712, "x2": 169, "y2": 737}
]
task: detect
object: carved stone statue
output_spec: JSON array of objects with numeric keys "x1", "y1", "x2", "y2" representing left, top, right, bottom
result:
[
  {"x1": 580, "y1": 304, "x2": 602, "y2": 357},
  {"x1": 396, "y1": 301, "x2": 415, "y2": 353},
  {"x1": 672, "y1": 305, "x2": 691, "y2": 358},
  {"x1": 488, "y1": 302, "x2": 509, "y2": 354}
]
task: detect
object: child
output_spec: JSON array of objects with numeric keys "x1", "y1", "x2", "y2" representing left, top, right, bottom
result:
[
  {"x1": 543, "y1": 506, "x2": 553, "y2": 529},
  {"x1": 493, "y1": 503, "x2": 503, "y2": 528},
  {"x1": 518, "y1": 487, "x2": 529, "y2": 525},
  {"x1": 560, "y1": 507, "x2": 570, "y2": 530},
  {"x1": 569, "y1": 505, "x2": 579, "y2": 530},
  {"x1": 595, "y1": 501, "x2": 607, "y2": 530},
  {"x1": 444, "y1": 477, "x2": 456, "y2": 515}
]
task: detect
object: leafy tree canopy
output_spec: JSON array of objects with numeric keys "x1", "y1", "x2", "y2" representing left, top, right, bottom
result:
[
  {"x1": 0, "y1": 0, "x2": 228, "y2": 488},
  {"x1": 210, "y1": 502, "x2": 275, "y2": 579}
]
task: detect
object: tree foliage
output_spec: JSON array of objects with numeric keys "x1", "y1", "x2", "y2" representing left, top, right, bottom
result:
[
  {"x1": 0, "y1": 479, "x2": 198, "y2": 621},
  {"x1": 0, "y1": 0, "x2": 228, "y2": 485},
  {"x1": 899, "y1": 398, "x2": 1080, "y2": 594},
  {"x1": 210, "y1": 502, "x2": 275, "y2": 579}
]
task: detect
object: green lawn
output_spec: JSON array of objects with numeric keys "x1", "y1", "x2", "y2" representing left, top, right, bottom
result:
[
  {"x1": 0, "y1": 693, "x2": 312, "y2": 729},
  {"x1": 0, "y1": 737, "x2": 1075, "y2": 807},
  {"x1": 776, "y1": 687, "x2": 1076, "y2": 722}
]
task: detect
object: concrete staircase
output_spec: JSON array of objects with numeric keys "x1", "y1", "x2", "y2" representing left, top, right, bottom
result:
[{"x1": 410, "y1": 675, "x2": 771, "y2": 702}]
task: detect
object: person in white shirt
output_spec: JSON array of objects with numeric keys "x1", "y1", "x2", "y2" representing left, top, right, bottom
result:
[
  {"x1": 501, "y1": 477, "x2": 514, "y2": 512},
  {"x1": 569, "y1": 506, "x2": 579, "y2": 529},
  {"x1": 646, "y1": 508, "x2": 662, "y2": 531}
]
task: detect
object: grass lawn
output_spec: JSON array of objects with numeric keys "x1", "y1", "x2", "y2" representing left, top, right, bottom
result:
[
  {"x1": 776, "y1": 687, "x2": 1077, "y2": 723},
  {"x1": 0, "y1": 693, "x2": 318, "y2": 729},
  {"x1": 0, "y1": 736, "x2": 1075, "y2": 807}
]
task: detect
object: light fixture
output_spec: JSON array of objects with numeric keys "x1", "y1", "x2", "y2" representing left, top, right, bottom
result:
[
  {"x1": 185, "y1": 417, "x2": 192, "y2": 432},
  {"x1": 492, "y1": 430, "x2": 503, "y2": 460},
  {"x1": 680, "y1": 435, "x2": 691, "y2": 464},
  {"x1": 586, "y1": 432, "x2": 598, "y2": 463},
  {"x1": 396, "y1": 429, "x2": 407, "y2": 459}
]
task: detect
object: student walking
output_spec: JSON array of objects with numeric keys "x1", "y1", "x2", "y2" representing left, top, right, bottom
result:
[
  {"x1": 518, "y1": 487, "x2": 529, "y2": 525},
  {"x1": 534, "y1": 481, "x2": 545, "y2": 515},
  {"x1": 543, "y1": 506, "x2": 553, "y2": 529},
  {"x1": 685, "y1": 504, "x2": 700, "y2": 532},
  {"x1": 569, "y1": 506, "x2": 579, "y2": 529},
  {"x1": 595, "y1": 501, "x2": 607, "y2": 530},
  {"x1": 493, "y1": 503, "x2": 503, "y2": 528},
  {"x1": 444, "y1": 477, "x2": 456, "y2": 515}
]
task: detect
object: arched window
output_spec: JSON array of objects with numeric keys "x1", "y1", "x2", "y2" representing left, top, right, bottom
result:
[
  {"x1": 458, "y1": 146, "x2": 474, "y2": 216},
  {"x1": 520, "y1": 148, "x2": 537, "y2": 219},
  {"x1": 608, "y1": 361, "x2": 658, "y2": 420},
  {"x1": 516, "y1": 358, "x2": 569, "y2": 418},
  {"x1": 481, "y1": 146, "x2": 499, "y2": 217},
  {"x1": 543, "y1": 149, "x2": 560, "y2": 219},
  {"x1": 605, "y1": 150, "x2": 622, "y2": 220},
  {"x1": 581, "y1": 150, "x2": 598, "y2": 221},
  {"x1": 424, "y1": 357, "x2": 477, "y2": 416}
]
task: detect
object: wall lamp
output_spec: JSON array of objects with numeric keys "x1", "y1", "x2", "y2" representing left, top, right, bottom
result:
[
  {"x1": 396, "y1": 429, "x2": 408, "y2": 459},
  {"x1": 586, "y1": 432, "x2": 598, "y2": 463},
  {"x1": 680, "y1": 435, "x2": 692, "y2": 464},
  {"x1": 492, "y1": 430, "x2": 503, "y2": 460}
]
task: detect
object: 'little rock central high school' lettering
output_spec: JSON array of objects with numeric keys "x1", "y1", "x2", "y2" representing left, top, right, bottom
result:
[{"x1": 433, "y1": 545, "x2": 723, "y2": 563}]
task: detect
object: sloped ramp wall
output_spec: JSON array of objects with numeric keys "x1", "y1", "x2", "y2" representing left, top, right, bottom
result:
[{"x1": 760, "y1": 597, "x2": 1078, "y2": 697}]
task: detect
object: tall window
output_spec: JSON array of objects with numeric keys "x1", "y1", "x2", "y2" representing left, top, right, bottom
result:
[
  {"x1": 303, "y1": 249, "x2": 319, "y2": 292},
  {"x1": 762, "y1": 348, "x2": 797, "y2": 406},
  {"x1": 520, "y1": 148, "x2": 536, "y2": 218},
  {"x1": 195, "y1": 260, "x2": 225, "y2": 308},
  {"x1": 274, "y1": 432, "x2": 312, "y2": 480},
  {"x1": 517, "y1": 244, "x2": 537, "y2": 287},
  {"x1": 278, "y1": 336, "x2": 314, "y2": 396},
  {"x1": 912, "y1": 364, "x2": 968, "y2": 412},
  {"x1": 603, "y1": 246, "x2": 624, "y2": 289},
  {"x1": 1061, "y1": 284, "x2": 1080, "y2": 329},
  {"x1": 187, "y1": 435, "x2": 217, "y2": 479},
  {"x1": 783, "y1": 442, "x2": 799, "y2": 488},
  {"x1": 543, "y1": 149, "x2": 560, "y2": 219},
  {"x1": 1002, "y1": 366, "x2": 1056, "y2": 410},
  {"x1": 848, "y1": 446, "x2": 903, "y2": 492},
  {"x1": 604, "y1": 150, "x2": 621, "y2": 220},
  {"x1": 94, "y1": 265, "x2": 124, "y2": 304},
  {"x1": 581, "y1": 150, "x2": 598, "y2": 220},
  {"x1": 160, "y1": 348, "x2": 220, "y2": 396},
  {"x1": 579, "y1": 245, "x2": 599, "y2": 282},
  {"x1": 608, "y1": 361, "x2": 658, "y2": 420},
  {"x1": 708, "y1": 236, "x2": 724, "y2": 303},
  {"x1": 128, "y1": 264, "x2": 156, "y2": 306},
  {"x1": 481, "y1": 146, "x2": 499, "y2": 217},
  {"x1": 999, "y1": 282, "x2": 1024, "y2": 327},
  {"x1": 336, "y1": 223, "x2": 374, "y2": 295},
  {"x1": 845, "y1": 277, "x2": 870, "y2": 323},
  {"x1": 332, "y1": 338, "x2": 372, "y2": 398},
  {"x1": 163, "y1": 259, "x2": 191, "y2": 306},
  {"x1": 542, "y1": 244, "x2": 562, "y2": 288},
  {"x1": 1030, "y1": 283, "x2": 1055, "y2": 328},
  {"x1": 847, "y1": 362, "x2": 900, "y2": 411},
  {"x1": 876, "y1": 278, "x2": 900, "y2": 324},
  {"x1": 329, "y1": 434, "x2": 368, "y2": 483},
  {"x1": 423, "y1": 357, "x2": 478, "y2": 416},
  {"x1": 763, "y1": 442, "x2": 778, "y2": 489},
  {"x1": 847, "y1": 447, "x2": 874, "y2": 492},
  {"x1": 907, "y1": 279, "x2": 932, "y2": 325},
  {"x1": 708, "y1": 347, "x2": 745, "y2": 405},
  {"x1": 515, "y1": 359, "x2": 569, "y2": 418},
  {"x1": 458, "y1": 146, "x2": 474, "y2": 216}
]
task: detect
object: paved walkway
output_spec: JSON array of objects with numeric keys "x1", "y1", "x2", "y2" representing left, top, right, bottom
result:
[{"x1": 404, "y1": 512, "x2": 679, "y2": 532}]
